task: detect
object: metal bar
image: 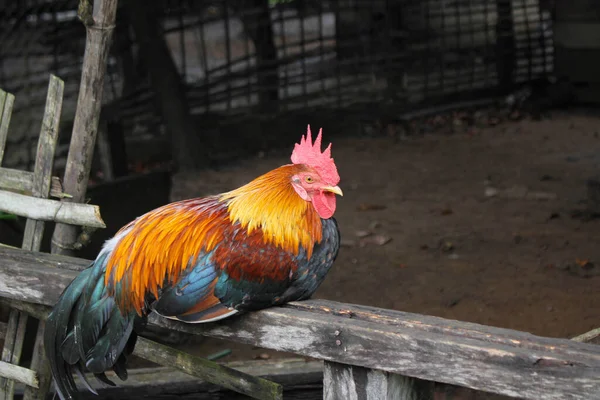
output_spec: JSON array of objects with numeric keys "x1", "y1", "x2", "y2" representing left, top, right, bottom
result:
[
  {"x1": 318, "y1": 1, "x2": 325, "y2": 96},
  {"x1": 224, "y1": 0, "x2": 232, "y2": 111},
  {"x1": 244, "y1": 5, "x2": 252, "y2": 107},
  {"x1": 484, "y1": 0, "x2": 491, "y2": 86},
  {"x1": 197, "y1": 12, "x2": 210, "y2": 111},
  {"x1": 178, "y1": 0, "x2": 187, "y2": 80},
  {"x1": 468, "y1": 0, "x2": 476, "y2": 91},
  {"x1": 454, "y1": 0, "x2": 461, "y2": 94},
  {"x1": 522, "y1": 0, "x2": 533, "y2": 81},
  {"x1": 278, "y1": 3, "x2": 289, "y2": 108},
  {"x1": 334, "y1": 0, "x2": 341, "y2": 108},
  {"x1": 299, "y1": 0, "x2": 307, "y2": 107}
]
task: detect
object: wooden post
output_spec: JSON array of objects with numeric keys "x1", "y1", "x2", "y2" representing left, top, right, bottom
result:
[
  {"x1": 51, "y1": 0, "x2": 118, "y2": 256},
  {"x1": 0, "y1": 75, "x2": 64, "y2": 400},
  {"x1": 324, "y1": 362, "x2": 421, "y2": 400},
  {"x1": 126, "y1": 0, "x2": 207, "y2": 170}
]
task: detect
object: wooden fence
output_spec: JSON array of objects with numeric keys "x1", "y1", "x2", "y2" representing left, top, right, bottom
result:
[{"x1": 0, "y1": 245, "x2": 599, "y2": 399}]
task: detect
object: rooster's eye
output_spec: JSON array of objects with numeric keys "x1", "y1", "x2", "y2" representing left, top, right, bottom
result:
[{"x1": 305, "y1": 176, "x2": 314, "y2": 183}]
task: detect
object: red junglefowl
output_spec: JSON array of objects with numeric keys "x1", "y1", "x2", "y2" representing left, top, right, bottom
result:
[{"x1": 44, "y1": 126, "x2": 343, "y2": 399}]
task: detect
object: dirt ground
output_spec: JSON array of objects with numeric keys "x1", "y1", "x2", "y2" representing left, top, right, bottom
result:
[{"x1": 165, "y1": 110, "x2": 600, "y2": 367}]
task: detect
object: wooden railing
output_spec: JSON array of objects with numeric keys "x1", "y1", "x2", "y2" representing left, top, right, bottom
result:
[{"x1": 0, "y1": 245, "x2": 599, "y2": 400}]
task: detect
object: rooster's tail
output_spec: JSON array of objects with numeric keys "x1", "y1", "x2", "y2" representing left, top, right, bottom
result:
[{"x1": 44, "y1": 254, "x2": 138, "y2": 399}]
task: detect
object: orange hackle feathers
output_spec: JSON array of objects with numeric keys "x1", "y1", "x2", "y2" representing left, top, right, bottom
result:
[{"x1": 104, "y1": 164, "x2": 322, "y2": 315}]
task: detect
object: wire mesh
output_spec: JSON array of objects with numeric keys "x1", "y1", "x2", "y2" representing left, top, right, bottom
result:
[{"x1": 0, "y1": 0, "x2": 554, "y2": 171}]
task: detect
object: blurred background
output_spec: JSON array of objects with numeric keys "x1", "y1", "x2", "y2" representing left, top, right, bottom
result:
[{"x1": 1, "y1": 1, "x2": 599, "y2": 396}]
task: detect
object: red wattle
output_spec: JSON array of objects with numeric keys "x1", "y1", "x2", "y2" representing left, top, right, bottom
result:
[{"x1": 312, "y1": 191, "x2": 336, "y2": 219}]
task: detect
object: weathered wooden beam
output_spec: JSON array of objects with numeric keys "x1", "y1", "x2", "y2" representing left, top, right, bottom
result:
[
  {"x1": 0, "y1": 168, "x2": 68, "y2": 199},
  {"x1": 324, "y1": 361, "x2": 419, "y2": 400},
  {"x1": 1, "y1": 246, "x2": 600, "y2": 400},
  {"x1": 0, "y1": 190, "x2": 105, "y2": 228}
]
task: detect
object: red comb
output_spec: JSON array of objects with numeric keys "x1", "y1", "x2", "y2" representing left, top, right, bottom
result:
[{"x1": 291, "y1": 125, "x2": 340, "y2": 184}]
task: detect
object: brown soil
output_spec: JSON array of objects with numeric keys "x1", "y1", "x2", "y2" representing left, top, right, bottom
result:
[{"x1": 165, "y1": 111, "x2": 600, "y2": 366}]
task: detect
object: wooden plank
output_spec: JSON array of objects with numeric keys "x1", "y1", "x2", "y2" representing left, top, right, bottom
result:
[
  {"x1": 134, "y1": 337, "x2": 283, "y2": 400},
  {"x1": 323, "y1": 362, "x2": 419, "y2": 400},
  {"x1": 0, "y1": 191, "x2": 105, "y2": 228},
  {"x1": 0, "y1": 362, "x2": 38, "y2": 389},
  {"x1": 1, "y1": 247, "x2": 600, "y2": 399},
  {"x1": 0, "y1": 168, "x2": 67, "y2": 199},
  {"x1": 0, "y1": 89, "x2": 15, "y2": 165}
]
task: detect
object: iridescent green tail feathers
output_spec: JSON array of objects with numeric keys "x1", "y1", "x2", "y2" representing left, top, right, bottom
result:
[{"x1": 44, "y1": 260, "x2": 138, "y2": 400}]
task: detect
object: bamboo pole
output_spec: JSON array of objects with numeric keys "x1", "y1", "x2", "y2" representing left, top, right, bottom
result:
[
  {"x1": 0, "y1": 89, "x2": 14, "y2": 164},
  {"x1": 0, "y1": 191, "x2": 105, "y2": 228},
  {"x1": 0, "y1": 169, "x2": 68, "y2": 199},
  {"x1": 51, "y1": 0, "x2": 118, "y2": 255}
]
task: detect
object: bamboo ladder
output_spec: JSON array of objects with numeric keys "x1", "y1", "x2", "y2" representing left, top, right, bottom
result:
[{"x1": 0, "y1": 76, "x2": 105, "y2": 399}]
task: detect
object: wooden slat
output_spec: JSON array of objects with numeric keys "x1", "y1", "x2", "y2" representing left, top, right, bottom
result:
[
  {"x1": 134, "y1": 337, "x2": 283, "y2": 400},
  {"x1": 573, "y1": 327, "x2": 600, "y2": 344},
  {"x1": 23, "y1": 321, "x2": 53, "y2": 400},
  {"x1": 0, "y1": 168, "x2": 68, "y2": 199},
  {"x1": 0, "y1": 191, "x2": 105, "y2": 228},
  {"x1": 0, "y1": 309, "x2": 28, "y2": 397},
  {"x1": 0, "y1": 89, "x2": 15, "y2": 165},
  {"x1": 0, "y1": 362, "x2": 38, "y2": 389},
  {"x1": 0, "y1": 246, "x2": 599, "y2": 400},
  {"x1": 22, "y1": 74, "x2": 64, "y2": 250}
]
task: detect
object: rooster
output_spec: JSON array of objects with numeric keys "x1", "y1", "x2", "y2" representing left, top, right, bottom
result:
[{"x1": 44, "y1": 126, "x2": 343, "y2": 399}]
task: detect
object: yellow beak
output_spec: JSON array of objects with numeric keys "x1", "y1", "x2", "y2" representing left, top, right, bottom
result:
[{"x1": 322, "y1": 185, "x2": 343, "y2": 196}]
